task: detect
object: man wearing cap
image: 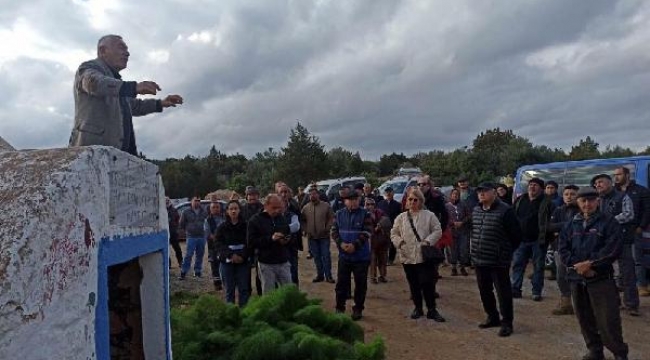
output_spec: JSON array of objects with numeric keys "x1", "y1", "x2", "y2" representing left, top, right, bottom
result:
[
  {"x1": 511, "y1": 177, "x2": 555, "y2": 301},
  {"x1": 378, "y1": 187, "x2": 403, "y2": 265},
  {"x1": 592, "y1": 173, "x2": 638, "y2": 316},
  {"x1": 301, "y1": 186, "x2": 335, "y2": 283},
  {"x1": 559, "y1": 187, "x2": 628, "y2": 360},
  {"x1": 471, "y1": 182, "x2": 522, "y2": 337},
  {"x1": 613, "y1": 166, "x2": 650, "y2": 297},
  {"x1": 331, "y1": 189, "x2": 373, "y2": 320}
]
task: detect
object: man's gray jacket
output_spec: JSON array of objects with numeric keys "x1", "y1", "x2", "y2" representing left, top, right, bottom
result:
[{"x1": 69, "y1": 58, "x2": 162, "y2": 155}]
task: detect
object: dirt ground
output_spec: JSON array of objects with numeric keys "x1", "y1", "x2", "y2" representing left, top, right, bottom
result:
[{"x1": 170, "y1": 241, "x2": 650, "y2": 360}]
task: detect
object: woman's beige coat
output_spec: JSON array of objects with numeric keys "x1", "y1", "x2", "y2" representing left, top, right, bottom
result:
[{"x1": 390, "y1": 210, "x2": 442, "y2": 264}]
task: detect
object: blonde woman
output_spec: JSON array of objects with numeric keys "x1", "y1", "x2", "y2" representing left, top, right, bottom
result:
[{"x1": 391, "y1": 188, "x2": 445, "y2": 321}]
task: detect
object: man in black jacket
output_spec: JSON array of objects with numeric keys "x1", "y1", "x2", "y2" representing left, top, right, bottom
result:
[
  {"x1": 417, "y1": 175, "x2": 448, "y2": 230},
  {"x1": 548, "y1": 185, "x2": 580, "y2": 315},
  {"x1": 471, "y1": 182, "x2": 522, "y2": 337},
  {"x1": 511, "y1": 177, "x2": 554, "y2": 301},
  {"x1": 247, "y1": 194, "x2": 292, "y2": 294},
  {"x1": 614, "y1": 166, "x2": 650, "y2": 297},
  {"x1": 559, "y1": 187, "x2": 628, "y2": 360},
  {"x1": 377, "y1": 186, "x2": 402, "y2": 265}
]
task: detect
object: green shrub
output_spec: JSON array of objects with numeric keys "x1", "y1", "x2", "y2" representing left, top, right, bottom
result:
[{"x1": 171, "y1": 285, "x2": 385, "y2": 360}]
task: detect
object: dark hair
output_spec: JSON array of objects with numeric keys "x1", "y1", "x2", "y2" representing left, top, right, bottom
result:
[
  {"x1": 226, "y1": 200, "x2": 241, "y2": 209},
  {"x1": 563, "y1": 184, "x2": 579, "y2": 192},
  {"x1": 546, "y1": 180, "x2": 559, "y2": 189},
  {"x1": 496, "y1": 183, "x2": 508, "y2": 190},
  {"x1": 617, "y1": 166, "x2": 630, "y2": 175}
]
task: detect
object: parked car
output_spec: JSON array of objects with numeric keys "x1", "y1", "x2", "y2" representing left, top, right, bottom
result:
[
  {"x1": 396, "y1": 167, "x2": 423, "y2": 177},
  {"x1": 377, "y1": 176, "x2": 418, "y2": 203},
  {"x1": 303, "y1": 176, "x2": 367, "y2": 201},
  {"x1": 173, "y1": 200, "x2": 226, "y2": 242}
]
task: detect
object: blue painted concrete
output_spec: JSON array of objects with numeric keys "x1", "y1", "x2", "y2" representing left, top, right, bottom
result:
[{"x1": 95, "y1": 231, "x2": 170, "y2": 360}]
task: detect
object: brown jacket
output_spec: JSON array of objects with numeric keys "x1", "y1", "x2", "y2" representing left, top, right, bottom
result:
[
  {"x1": 301, "y1": 200, "x2": 333, "y2": 240},
  {"x1": 69, "y1": 58, "x2": 161, "y2": 154}
]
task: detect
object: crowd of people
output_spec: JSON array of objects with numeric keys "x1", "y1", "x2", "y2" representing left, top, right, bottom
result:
[{"x1": 165, "y1": 168, "x2": 649, "y2": 360}]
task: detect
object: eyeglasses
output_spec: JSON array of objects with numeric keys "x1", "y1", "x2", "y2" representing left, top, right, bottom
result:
[
  {"x1": 407, "y1": 198, "x2": 419, "y2": 202},
  {"x1": 417, "y1": 183, "x2": 429, "y2": 187}
]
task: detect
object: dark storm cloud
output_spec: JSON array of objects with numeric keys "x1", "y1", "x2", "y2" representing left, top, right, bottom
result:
[{"x1": 1, "y1": 0, "x2": 649, "y2": 159}]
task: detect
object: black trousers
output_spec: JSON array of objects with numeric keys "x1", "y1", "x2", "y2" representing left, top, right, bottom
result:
[
  {"x1": 571, "y1": 279, "x2": 628, "y2": 357},
  {"x1": 388, "y1": 243, "x2": 397, "y2": 263},
  {"x1": 403, "y1": 262, "x2": 438, "y2": 311},
  {"x1": 475, "y1": 266, "x2": 513, "y2": 325},
  {"x1": 335, "y1": 259, "x2": 370, "y2": 311},
  {"x1": 169, "y1": 232, "x2": 183, "y2": 266}
]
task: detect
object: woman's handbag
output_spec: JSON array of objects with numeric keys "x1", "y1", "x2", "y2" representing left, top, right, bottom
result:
[{"x1": 407, "y1": 212, "x2": 445, "y2": 264}]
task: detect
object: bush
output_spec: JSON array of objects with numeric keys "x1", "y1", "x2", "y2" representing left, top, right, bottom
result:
[{"x1": 171, "y1": 285, "x2": 385, "y2": 360}]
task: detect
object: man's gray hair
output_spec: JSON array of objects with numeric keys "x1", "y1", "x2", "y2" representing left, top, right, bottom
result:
[{"x1": 97, "y1": 34, "x2": 122, "y2": 55}]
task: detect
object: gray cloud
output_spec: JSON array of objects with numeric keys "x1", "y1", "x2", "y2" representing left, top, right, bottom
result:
[{"x1": 1, "y1": 0, "x2": 649, "y2": 160}]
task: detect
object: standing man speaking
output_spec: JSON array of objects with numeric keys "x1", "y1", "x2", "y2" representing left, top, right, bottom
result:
[{"x1": 69, "y1": 34, "x2": 183, "y2": 155}]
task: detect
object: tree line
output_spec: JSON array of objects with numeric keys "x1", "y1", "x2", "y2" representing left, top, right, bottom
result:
[{"x1": 150, "y1": 123, "x2": 650, "y2": 199}]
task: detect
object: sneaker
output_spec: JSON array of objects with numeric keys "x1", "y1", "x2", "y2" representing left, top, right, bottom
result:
[
  {"x1": 460, "y1": 267, "x2": 468, "y2": 276},
  {"x1": 478, "y1": 318, "x2": 501, "y2": 329},
  {"x1": 178, "y1": 273, "x2": 186, "y2": 280},
  {"x1": 426, "y1": 309, "x2": 446, "y2": 322},
  {"x1": 194, "y1": 272, "x2": 202, "y2": 278},
  {"x1": 451, "y1": 267, "x2": 459, "y2": 276},
  {"x1": 378, "y1": 276, "x2": 387, "y2": 283},
  {"x1": 351, "y1": 309, "x2": 363, "y2": 321},
  {"x1": 326, "y1": 277, "x2": 336, "y2": 284},
  {"x1": 498, "y1": 324, "x2": 513, "y2": 337},
  {"x1": 312, "y1": 277, "x2": 324, "y2": 283},
  {"x1": 532, "y1": 294, "x2": 542, "y2": 302},
  {"x1": 626, "y1": 307, "x2": 640, "y2": 317},
  {"x1": 410, "y1": 308, "x2": 424, "y2": 319}
]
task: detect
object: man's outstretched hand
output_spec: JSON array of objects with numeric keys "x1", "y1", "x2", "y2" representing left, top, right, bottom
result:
[
  {"x1": 161, "y1": 94, "x2": 184, "y2": 108},
  {"x1": 136, "y1": 81, "x2": 161, "y2": 95}
]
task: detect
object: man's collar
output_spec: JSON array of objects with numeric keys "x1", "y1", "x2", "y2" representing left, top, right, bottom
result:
[{"x1": 97, "y1": 58, "x2": 121, "y2": 79}]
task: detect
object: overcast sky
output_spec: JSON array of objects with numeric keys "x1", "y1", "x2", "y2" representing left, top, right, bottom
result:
[{"x1": 1, "y1": 0, "x2": 648, "y2": 160}]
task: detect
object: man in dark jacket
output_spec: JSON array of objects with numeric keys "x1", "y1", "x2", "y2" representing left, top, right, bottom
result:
[
  {"x1": 613, "y1": 166, "x2": 650, "y2": 297},
  {"x1": 331, "y1": 186, "x2": 350, "y2": 213},
  {"x1": 548, "y1": 185, "x2": 580, "y2": 315},
  {"x1": 241, "y1": 187, "x2": 263, "y2": 222},
  {"x1": 205, "y1": 202, "x2": 225, "y2": 290},
  {"x1": 179, "y1": 197, "x2": 208, "y2": 279},
  {"x1": 331, "y1": 190, "x2": 373, "y2": 321},
  {"x1": 471, "y1": 182, "x2": 522, "y2": 337},
  {"x1": 593, "y1": 173, "x2": 638, "y2": 316},
  {"x1": 247, "y1": 194, "x2": 292, "y2": 294},
  {"x1": 166, "y1": 197, "x2": 182, "y2": 268},
  {"x1": 559, "y1": 187, "x2": 628, "y2": 360},
  {"x1": 511, "y1": 177, "x2": 554, "y2": 301},
  {"x1": 377, "y1": 186, "x2": 402, "y2": 265},
  {"x1": 417, "y1": 175, "x2": 448, "y2": 230}
]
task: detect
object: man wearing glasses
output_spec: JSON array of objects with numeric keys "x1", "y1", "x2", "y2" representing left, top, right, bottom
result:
[{"x1": 414, "y1": 175, "x2": 448, "y2": 231}]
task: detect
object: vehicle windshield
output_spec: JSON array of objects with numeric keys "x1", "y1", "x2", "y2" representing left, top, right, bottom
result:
[{"x1": 383, "y1": 180, "x2": 408, "y2": 194}]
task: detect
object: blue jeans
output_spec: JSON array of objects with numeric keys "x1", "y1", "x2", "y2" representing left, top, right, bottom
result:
[
  {"x1": 181, "y1": 237, "x2": 206, "y2": 275},
  {"x1": 289, "y1": 248, "x2": 299, "y2": 286},
  {"x1": 219, "y1": 262, "x2": 251, "y2": 306},
  {"x1": 309, "y1": 238, "x2": 332, "y2": 279},
  {"x1": 511, "y1": 241, "x2": 545, "y2": 296}
]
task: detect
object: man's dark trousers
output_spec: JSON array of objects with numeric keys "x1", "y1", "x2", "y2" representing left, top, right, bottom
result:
[
  {"x1": 476, "y1": 266, "x2": 514, "y2": 325},
  {"x1": 570, "y1": 278, "x2": 628, "y2": 357},
  {"x1": 335, "y1": 259, "x2": 370, "y2": 311}
]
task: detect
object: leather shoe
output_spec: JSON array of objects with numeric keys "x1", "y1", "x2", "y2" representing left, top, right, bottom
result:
[
  {"x1": 312, "y1": 277, "x2": 324, "y2": 283},
  {"x1": 580, "y1": 351, "x2": 604, "y2": 360},
  {"x1": 325, "y1": 277, "x2": 336, "y2": 284},
  {"x1": 351, "y1": 309, "x2": 363, "y2": 321},
  {"x1": 498, "y1": 324, "x2": 513, "y2": 337},
  {"x1": 427, "y1": 309, "x2": 446, "y2": 322},
  {"x1": 410, "y1": 308, "x2": 424, "y2": 319},
  {"x1": 478, "y1": 318, "x2": 501, "y2": 329}
]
